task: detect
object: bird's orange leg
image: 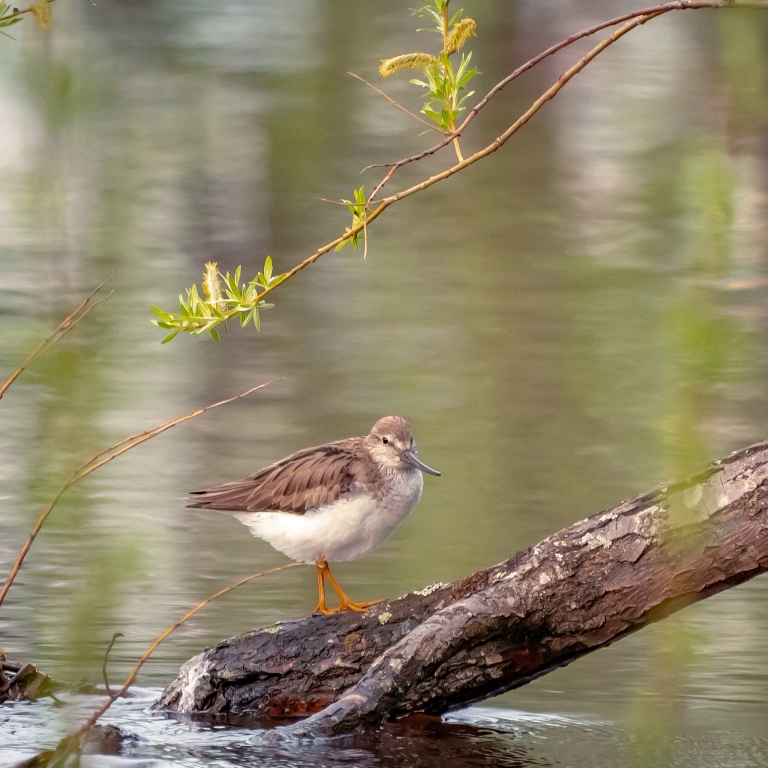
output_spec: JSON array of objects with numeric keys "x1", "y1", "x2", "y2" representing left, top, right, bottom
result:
[
  {"x1": 313, "y1": 561, "x2": 335, "y2": 616},
  {"x1": 316, "y1": 559, "x2": 384, "y2": 614}
]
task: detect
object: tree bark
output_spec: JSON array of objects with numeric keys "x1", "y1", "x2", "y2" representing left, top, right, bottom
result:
[{"x1": 156, "y1": 440, "x2": 768, "y2": 736}]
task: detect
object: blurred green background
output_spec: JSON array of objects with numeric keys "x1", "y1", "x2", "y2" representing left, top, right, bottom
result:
[{"x1": 1, "y1": 1, "x2": 768, "y2": 765}]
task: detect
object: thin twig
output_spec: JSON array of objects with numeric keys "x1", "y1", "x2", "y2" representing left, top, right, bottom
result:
[
  {"x1": 0, "y1": 277, "x2": 112, "y2": 401},
  {"x1": 101, "y1": 633, "x2": 123, "y2": 698},
  {"x1": 376, "y1": 13, "x2": 668, "y2": 205},
  {"x1": 366, "y1": 165, "x2": 397, "y2": 206},
  {"x1": 348, "y1": 71, "x2": 441, "y2": 132},
  {"x1": 452, "y1": 136, "x2": 464, "y2": 162},
  {"x1": 0, "y1": 380, "x2": 279, "y2": 610}
]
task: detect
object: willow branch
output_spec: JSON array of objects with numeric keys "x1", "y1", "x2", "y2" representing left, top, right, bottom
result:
[
  {"x1": 0, "y1": 380, "x2": 278, "y2": 610},
  {"x1": 249, "y1": 12, "x2": 664, "y2": 301},
  {"x1": 0, "y1": 278, "x2": 111, "y2": 401},
  {"x1": 365, "y1": 0, "x2": 768, "y2": 173},
  {"x1": 168, "y1": 1, "x2": 768, "y2": 332}
]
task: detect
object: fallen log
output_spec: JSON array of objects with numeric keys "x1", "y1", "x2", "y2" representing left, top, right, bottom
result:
[{"x1": 156, "y1": 440, "x2": 768, "y2": 736}]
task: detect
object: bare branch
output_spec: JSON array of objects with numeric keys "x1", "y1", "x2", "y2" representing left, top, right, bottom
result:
[
  {"x1": 0, "y1": 380, "x2": 279, "y2": 610},
  {"x1": 0, "y1": 277, "x2": 112, "y2": 401},
  {"x1": 101, "y1": 633, "x2": 123, "y2": 698}
]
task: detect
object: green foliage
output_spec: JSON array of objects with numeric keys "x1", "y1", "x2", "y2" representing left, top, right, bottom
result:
[
  {"x1": 379, "y1": 0, "x2": 478, "y2": 133},
  {"x1": 410, "y1": 52, "x2": 476, "y2": 133},
  {"x1": 0, "y1": 2, "x2": 23, "y2": 33},
  {"x1": 335, "y1": 186, "x2": 368, "y2": 252},
  {"x1": 412, "y1": 0, "x2": 457, "y2": 33},
  {"x1": 152, "y1": 1, "x2": 476, "y2": 342},
  {"x1": 151, "y1": 258, "x2": 286, "y2": 343}
]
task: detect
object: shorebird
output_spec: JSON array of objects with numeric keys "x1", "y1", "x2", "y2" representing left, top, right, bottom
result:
[{"x1": 187, "y1": 416, "x2": 440, "y2": 615}]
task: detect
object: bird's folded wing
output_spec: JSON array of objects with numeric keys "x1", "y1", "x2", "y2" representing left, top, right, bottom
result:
[{"x1": 186, "y1": 438, "x2": 365, "y2": 515}]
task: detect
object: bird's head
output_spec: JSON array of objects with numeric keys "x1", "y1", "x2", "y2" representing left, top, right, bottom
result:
[{"x1": 364, "y1": 415, "x2": 441, "y2": 476}]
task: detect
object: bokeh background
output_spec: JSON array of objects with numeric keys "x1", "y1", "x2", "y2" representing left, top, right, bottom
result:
[{"x1": 1, "y1": 0, "x2": 768, "y2": 765}]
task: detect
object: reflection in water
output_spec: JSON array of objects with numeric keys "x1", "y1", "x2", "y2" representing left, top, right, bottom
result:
[
  {"x1": 2, "y1": 691, "x2": 544, "y2": 767},
  {"x1": 6, "y1": 691, "x2": 768, "y2": 767},
  {"x1": 1, "y1": 1, "x2": 768, "y2": 766}
]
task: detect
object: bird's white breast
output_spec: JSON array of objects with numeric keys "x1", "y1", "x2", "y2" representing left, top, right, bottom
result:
[{"x1": 230, "y1": 469, "x2": 424, "y2": 564}]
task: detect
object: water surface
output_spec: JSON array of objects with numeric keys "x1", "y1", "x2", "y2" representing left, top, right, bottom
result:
[{"x1": 1, "y1": 1, "x2": 768, "y2": 765}]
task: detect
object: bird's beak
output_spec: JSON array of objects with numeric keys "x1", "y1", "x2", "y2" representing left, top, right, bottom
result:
[{"x1": 401, "y1": 449, "x2": 441, "y2": 476}]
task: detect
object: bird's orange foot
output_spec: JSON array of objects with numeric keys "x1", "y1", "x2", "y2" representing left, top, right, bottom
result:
[
  {"x1": 338, "y1": 597, "x2": 386, "y2": 613},
  {"x1": 312, "y1": 602, "x2": 339, "y2": 616}
]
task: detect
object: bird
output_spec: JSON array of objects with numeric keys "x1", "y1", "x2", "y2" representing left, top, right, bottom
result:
[{"x1": 187, "y1": 415, "x2": 440, "y2": 615}]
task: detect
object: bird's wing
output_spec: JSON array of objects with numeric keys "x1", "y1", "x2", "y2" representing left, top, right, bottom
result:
[{"x1": 186, "y1": 438, "x2": 368, "y2": 515}]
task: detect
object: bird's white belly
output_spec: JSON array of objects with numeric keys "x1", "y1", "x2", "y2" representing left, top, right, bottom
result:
[{"x1": 230, "y1": 472, "x2": 423, "y2": 564}]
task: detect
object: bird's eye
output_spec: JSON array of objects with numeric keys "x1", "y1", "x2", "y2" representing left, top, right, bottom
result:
[{"x1": 382, "y1": 436, "x2": 389, "y2": 445}]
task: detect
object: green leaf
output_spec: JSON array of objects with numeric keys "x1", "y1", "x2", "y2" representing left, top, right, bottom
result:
[
  {"x1": 240, "y1": 309, "x2": 253, "y2": 327},
  {"x1": 151, "y1": 305, "x2": 173, "y2": 322},
  {"x1": 225, "y1": 272, "x2": 239, "y2": 297},
  {"x1": 264, "y1": 255, "x2": 273, "y2": 283},
  {"x1": 210, "y1": 327, "x2": 220, "y2": 342},
  {"x1": 161, "y1": 331, "x2": 180, "y2": 344}
]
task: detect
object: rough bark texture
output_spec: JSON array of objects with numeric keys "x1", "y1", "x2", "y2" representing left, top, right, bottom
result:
[{"x1": 156, "y1": 440, "x2": 768, "y2": 736}]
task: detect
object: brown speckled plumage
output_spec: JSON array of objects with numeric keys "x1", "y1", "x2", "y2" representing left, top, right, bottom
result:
[{"x1": 187, "y1": 438, "x2": 376, "y2": 515}]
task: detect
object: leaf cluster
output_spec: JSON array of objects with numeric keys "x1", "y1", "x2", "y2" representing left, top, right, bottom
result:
[
  {"x1": 411, "y1": 52, "x2": 476, "y2": 133},
  {"x1": 0, "y1": 2, "x2": 22, "y2": 32},
  {"x1": 335, "y1": 186, "x2": 368, "y2": 251},
  {"x1": 379, "y1": 0, "x2": 478, "y2": 133},
  {"x1": 412, "y1": 0, "x2": 461, "y2": 34},
  {"x1": 151, "y1": 258, "x2": 285, "y2": 343}
]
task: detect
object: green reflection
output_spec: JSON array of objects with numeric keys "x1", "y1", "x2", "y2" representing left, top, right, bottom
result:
[{"x1": 1, "y1": 3, "x2": 768, "y2": 766}]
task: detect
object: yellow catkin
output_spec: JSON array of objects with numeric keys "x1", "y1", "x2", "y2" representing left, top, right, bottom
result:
[
  {"x1": 202, "y1": 262, "x2": 224, "y2": 305},
  {"x1": 444, "y1": 18, "x2": 476, "y2": 55},
  {"x1": 29, "y1": 0, "x2": 51, "y2": 30},
  {"x1": 378, "y1": 53, "x2": 437, "y2": 78}
]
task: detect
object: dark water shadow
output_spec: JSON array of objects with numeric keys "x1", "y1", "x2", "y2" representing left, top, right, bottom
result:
[{"x1": 147, "y1": 709, "x2": 546, "y2": 768}]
